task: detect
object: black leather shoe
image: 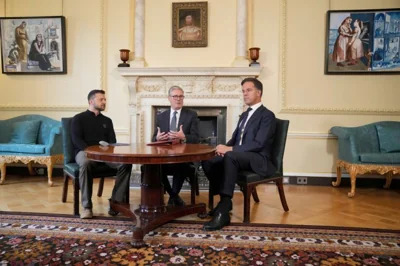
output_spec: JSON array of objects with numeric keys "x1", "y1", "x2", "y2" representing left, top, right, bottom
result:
[
  {"x1": 108, "y1": 207, "x2": 119, "y2": 216},
  {"x1": 167, "y1": 195, "x2": 186, "y2": 206},
  {"x1": 209, "y1": 199, "x2": 233, "y2": 217},
  {"x1": 203, "y1": 212, "x2": 230, "y2": 231}
]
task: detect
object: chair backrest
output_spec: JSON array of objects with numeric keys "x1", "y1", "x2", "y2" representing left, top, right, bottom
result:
[
  {"x1": 271, "y1": 118, "x2": 290, "y2": 175},
  {"x1": 61, "y1": 117, "x2": 75, "y2": 164}
]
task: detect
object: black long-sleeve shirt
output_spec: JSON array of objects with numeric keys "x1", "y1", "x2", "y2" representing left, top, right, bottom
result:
[{"x1": 71, "y1": 110, "x2": 116, "y2": 156}]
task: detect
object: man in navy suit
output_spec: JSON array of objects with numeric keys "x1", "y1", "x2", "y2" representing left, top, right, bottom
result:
[
  {"x1": 202, "y1": 78, "x2": 276, "y2": 230},
  {"x1": 152, "y1": 86, "x2": 199, "y2": 206}
]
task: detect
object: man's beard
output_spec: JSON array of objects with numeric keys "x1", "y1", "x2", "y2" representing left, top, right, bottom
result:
[{"x1": 94, "y1": 104, "x2": 105, "y2": 111}]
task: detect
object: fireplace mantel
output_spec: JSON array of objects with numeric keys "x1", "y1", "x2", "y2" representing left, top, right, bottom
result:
[{"x1": 117, "y1": 67, "x2": 262, "y2": 77}]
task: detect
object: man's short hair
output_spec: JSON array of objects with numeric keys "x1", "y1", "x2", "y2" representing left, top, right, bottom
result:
[
  {"x1": 87, "y1": 89, "x2": 105, "y2": 102},
  {"x1": 241, "y1": 78, "x2": 263, "y2": 97},
  {"x1": 168, "y1": 86, "x2": 184, "y2": 96}
]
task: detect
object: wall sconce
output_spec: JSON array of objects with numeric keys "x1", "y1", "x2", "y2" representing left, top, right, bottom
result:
[
  {"x1": 118, "y1": 49, "x2": 130, "y2": 67},
  {"x1": 249, "y1": 47, "x2": 260, "y2": 67}
]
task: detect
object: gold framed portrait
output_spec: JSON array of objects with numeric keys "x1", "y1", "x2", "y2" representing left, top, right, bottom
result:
[{"x1": 172, "y1": 2, "x2": 208, "y2": 48}]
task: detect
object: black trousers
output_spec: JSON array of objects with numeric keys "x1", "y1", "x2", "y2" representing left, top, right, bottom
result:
[
  {"x1": 161, "y1": 163, "x2": 193, "y2": 196},
  {"x1": 202, "y1": 151, "x2": 266, "y2": 198}
]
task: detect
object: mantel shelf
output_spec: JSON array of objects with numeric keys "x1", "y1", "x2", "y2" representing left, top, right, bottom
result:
[{"x1": 116, "y1": 67, "x2": 262, "y2": 77}]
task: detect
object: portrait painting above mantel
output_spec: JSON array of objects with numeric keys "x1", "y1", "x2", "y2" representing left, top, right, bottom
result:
[{"x1": 172, "y1": 2, "x2": 208, "y2": 48}]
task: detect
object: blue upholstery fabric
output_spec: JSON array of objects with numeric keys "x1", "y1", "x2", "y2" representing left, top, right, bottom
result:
[
  {"x1": 0, "y1": 115, "x2": 62, "y2": 156},
  {"x1": 61, "y1": 118, "x2": 75, "y2": 165},
  {"x1": 331, "y1": 121, "x2": 400, "y2": 165},
  {"x1": 360, "y1": 152, "x2": 400, "y2": 164},
  {"x1": 0, "y1": 144, "x2": 46, "y2": 154},
  {"x1": 9, "y1": 120, "x2": 41, "y2": 144},
  {"x1": 376, "y1": 123, "x2": 400, "y2": 153}
]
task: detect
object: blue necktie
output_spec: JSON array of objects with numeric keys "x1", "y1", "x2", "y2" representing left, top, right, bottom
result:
[
  {"x1": 235, "y1": 107, "x2": 252, "y2": 145},
  {"x1": 170, "y1": 111, "x2": 178, "y2": 132}
]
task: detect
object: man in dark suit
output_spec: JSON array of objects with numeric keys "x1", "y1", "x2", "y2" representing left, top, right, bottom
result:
[
  {"x1": 202, "y1": 78, "x2": 276, "y2": 230},
  {"x1": 152, "y1": 86, "x2": 199, "y2": 206}
]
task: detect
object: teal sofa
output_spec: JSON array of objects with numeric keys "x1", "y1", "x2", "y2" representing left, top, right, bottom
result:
[
  {"x1": 330, "y1": 121, "x2": 400, "y2": 197},
  {"x1": 0, "y1": 115, "x2": 63, "y2": 186}
]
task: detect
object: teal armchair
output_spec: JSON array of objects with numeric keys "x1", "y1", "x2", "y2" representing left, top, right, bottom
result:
[
  {"x1": 0, "y1": 115, "x2": 63, "y2": 186},
  {"x1": 330, "y1": 121, "x2": 400, "y2": 197},
  {"x1": 61, "y1": 117, "x2": 125, "y2": 216}
]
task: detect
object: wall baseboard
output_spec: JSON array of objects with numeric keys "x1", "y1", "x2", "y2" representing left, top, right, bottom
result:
[{"x1": 5, "y1": 166, "x2": 399, "y2": 189}]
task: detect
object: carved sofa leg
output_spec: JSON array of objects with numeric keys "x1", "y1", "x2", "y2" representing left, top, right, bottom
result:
[
  {"x1": 332, "y1": 162, "x2": 342, "y2": 187},
  {"x1": 384, "y1": 171, "x2": 393, "y2": 189},
  {"x1": 27, "y1": 161, "x2": 35, "y2": 176},
  {"x1": 46, "y1": 158, "x2": 55, "y2": 187},
  {"x1": 0, "y1": 162, "x2": 5, "y2": 185},
  {"x1": 348, "y1": 166, "x2": 358, "y2": 198}
]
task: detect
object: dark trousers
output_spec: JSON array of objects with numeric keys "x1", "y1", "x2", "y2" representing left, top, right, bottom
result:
[
  {"x1": 161, "y1": 163, "x2": 193, "y2": 197},
  {"x1": 202, "y1": 151, "x2": 265, "y2": 197}
]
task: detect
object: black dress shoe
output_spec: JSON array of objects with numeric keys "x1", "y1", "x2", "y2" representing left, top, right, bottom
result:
[
  {"x1": 209, "y1": 199, "x2": 233, "y2": 217},
  {"x1": 108, "y1": 198, "x2": 123, "y2": 216},
  {"x1": 203, "y1": 212, "x2": 230, "y2": 231},
  {"x1": 108, "y1": 207, "x2": 119, "y2": 216},
  {"x1": 167, "y1": 195, "x2": 186, "y2": 206}
]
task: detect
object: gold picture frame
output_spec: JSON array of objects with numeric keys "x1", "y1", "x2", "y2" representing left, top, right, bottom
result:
[{"x1": 172, "y1": 2, "x2": 208, "y2": 48}]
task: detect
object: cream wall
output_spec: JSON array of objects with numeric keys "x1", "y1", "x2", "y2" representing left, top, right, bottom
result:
[
  {"x1": 0, "y1": 0, "x2": 132, "y2": 142},
  {"x1": 0, "y1": 0, "x2": 399, "y2": 175}
]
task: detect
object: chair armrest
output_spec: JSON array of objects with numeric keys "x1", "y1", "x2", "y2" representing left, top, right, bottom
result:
[
  {"x1": 46, "y1": 126, "x2": 63, "y2": 155},
  {"x1": 330, "y1": 127, "x2": 352, "y2": 139},
  {"x1": 331, "y1": 127, "x2": 360, "y2": 163}
]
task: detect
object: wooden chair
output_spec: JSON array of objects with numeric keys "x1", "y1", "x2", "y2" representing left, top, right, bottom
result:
[
  {"x1": 208, "y1": 118, "x2": 290, "y2": 223},
  {"x1": 61, "y1": 117, "x2": 128, "y2": 215}
]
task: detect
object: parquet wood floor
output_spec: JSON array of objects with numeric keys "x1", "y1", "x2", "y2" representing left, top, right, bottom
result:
[{"x1": 1, "y1": 175, "x2": 399, "y2": 230}]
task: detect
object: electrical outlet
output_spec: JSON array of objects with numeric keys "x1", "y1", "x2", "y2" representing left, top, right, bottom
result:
[
  {"x1": 297, "y1": 177, "x2": 307, "y2": 185},
  {"x1": 283, "y1": 177, "x2": 289, "y2": 184},
  {"x1": 37, "y1": 168, "x2": 45, "y2": 175}
]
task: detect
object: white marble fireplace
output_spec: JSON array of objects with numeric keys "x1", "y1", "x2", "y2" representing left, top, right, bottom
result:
[{"x1": 118, "y1": 67, "x2": 262, "y2": 145}]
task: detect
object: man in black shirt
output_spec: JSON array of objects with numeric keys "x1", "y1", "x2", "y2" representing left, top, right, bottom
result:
[{"x1": 71, "y1": 90, "x2": 132, "y2": 219}]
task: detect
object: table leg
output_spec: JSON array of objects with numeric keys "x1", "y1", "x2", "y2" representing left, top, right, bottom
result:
[{"x1": 110, "y1": 164, "x2": 206, "y2": 247}]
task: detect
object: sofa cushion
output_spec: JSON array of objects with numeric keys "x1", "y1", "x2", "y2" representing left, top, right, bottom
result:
[
  {"x1": 359, "y1": 152, "x2": 400, "y2": 164},
  {"x1": 0, "y1": 144, "x2": 46, "y2": 154},
  {"x1": 9, "y1": 120, "x2": 41, "y2": 144},
  {"x1": 376, "y1": 124, "x2": 400, "y2": 153}
]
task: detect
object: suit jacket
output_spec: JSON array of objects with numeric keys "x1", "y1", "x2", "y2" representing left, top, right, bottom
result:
[
  {"x1": 152, "y1": 108, "x2": 199, "y2": 144},
  {"x1": 227, "y1": 105, "x2": 276, "y2": 176}
]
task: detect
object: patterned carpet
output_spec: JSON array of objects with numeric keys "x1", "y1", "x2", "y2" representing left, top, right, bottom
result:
[{"x1": 0, "y1": 212, "x2": 399, "y2": 265}]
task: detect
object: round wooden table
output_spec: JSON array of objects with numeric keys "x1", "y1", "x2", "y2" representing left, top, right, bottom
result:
[{"x1": 85, "y1": 143, "x2": 215, "y2": 247}]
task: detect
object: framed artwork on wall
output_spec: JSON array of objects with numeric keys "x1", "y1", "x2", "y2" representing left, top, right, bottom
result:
[
  {"x1": 172, "y1": 2, "x2": 208, "y2": 48},
  {"x1": 0, "y1": 16, "x2": 67, "y2": 74},
  {"x1": 325, "y1": 9, "x2": 400, "y2": 74}
]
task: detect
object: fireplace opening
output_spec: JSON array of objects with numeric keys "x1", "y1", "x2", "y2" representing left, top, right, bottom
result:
[{"x1": 153, "y1": 106, "x2": 227, "y2": 145}]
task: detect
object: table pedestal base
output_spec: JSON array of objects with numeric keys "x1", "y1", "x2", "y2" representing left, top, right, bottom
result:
[{"x1": 110, "y1": 164, "x2": 207, "y2": 247}]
